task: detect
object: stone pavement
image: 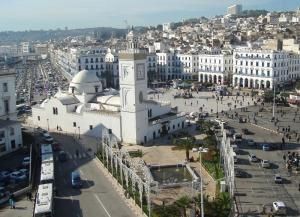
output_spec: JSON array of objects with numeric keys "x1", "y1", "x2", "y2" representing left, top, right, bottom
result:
[{"x1": 0, "y1": 197, "x2": 34, "y2": 217}]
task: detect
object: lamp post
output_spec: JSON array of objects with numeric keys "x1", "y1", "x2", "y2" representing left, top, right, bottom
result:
[
  {"x1": 78, "y1": 126, "x2": 80, "y2": 139},
  {"x1": 216, "y1": 97, "x2": 219, "y2": 118},
  {"x1": 272, "y1": 80, "x2": 276, "y2": 118},
  {"x1": 46, "y1": 118, "x2": 49, "y2": 131},
  {"x1": 199, "y1": 147, "x2": 208, "y2": 217}
]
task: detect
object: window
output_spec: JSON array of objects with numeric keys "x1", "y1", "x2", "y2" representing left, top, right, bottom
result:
[
  {"x1": 95, "y1": 86, "x2": 99, "y2": 93},
  {"x1": 78, "y1": 66, "x2": 81, "y2": 71},
  {"x1": 3, "y1": 83, "x2": 8, "y2": 92},
  {"x1": 91, "y1": 58, "x2": 94, "y2": 63},
  {"x1": 89, "y1": 125, "x2": 93, "y2": 130},
  {"x1": 4, "y1": 100, "x2": 9, "y2": 113},
  {"x1": 85, "y1": 59, "x2": 89, "y2": 63},
  {"x1": 0, "y1": 131, "x2": 4, "y2": 138},
  {"x1": 52, "y1": 107, "x2": 58, "y2": 115},
  {"x1": 85, "y1": 65, "x2": 89, "y2": 70},
  {"x1": 38, "y1": 116, "x2": 40, "y2": 121},
  {"x1": 73, "y1": 122, "x2": 76, "y2": 127},
  {"x1": 11, "y1": 140, "x2": 15, "y2": 149},
  {"x1": 10, "y1": 127, "x2": 14, "y2": 136}
]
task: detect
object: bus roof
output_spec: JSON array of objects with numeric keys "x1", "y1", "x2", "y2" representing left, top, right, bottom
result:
[
  {"x1": 40, "y1": 162, "x2": 54, "y2": 182},
  {"x1": 34, "y1": 183, "x2": 53, "y2": 215},
  {"x1": 41, "y1": 144, "x2": 52, "y2": 155},
  {"x1": 41, "y1": 153, "x2": 53, "y2": 163}
]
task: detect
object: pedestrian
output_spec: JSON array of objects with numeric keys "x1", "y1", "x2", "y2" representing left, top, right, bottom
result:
[{"x1": 283, "y1": 154, "x2": 286, "y2": 162}]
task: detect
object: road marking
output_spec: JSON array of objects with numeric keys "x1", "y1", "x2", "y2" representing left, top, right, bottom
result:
[{"x1": 94, "y1": 194, "x2": 112, "y2": 217}]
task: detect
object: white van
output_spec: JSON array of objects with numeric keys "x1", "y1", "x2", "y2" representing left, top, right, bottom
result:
[
  {"x1": 272, "y1": 201, "x2": 286, "y2": 215},
  {"x1": 233, "y1": 133, "x2": 242, "y2": 142},
  {"x1": 233, "y1": 152, "x2": 238, "y2": 164}
]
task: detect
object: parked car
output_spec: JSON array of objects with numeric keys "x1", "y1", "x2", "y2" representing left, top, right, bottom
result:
[
  {"x1": 9, "y1": 171, "x2": 26, "y2": 181},
  {"x1": 233, "y1": 133, "x2": 242, "y2": 143},
  {"x1": 248, "y1": 154, "x2": 258, "y2": 162},
  {"x1": 242, "y1": 128, "x2": 250, "y2": 135},
  {"x1": 22, "y1": 156, "x2": 30, "y2": 166},
  {"x1": 261, "y1": 160, "x2": 270, "y2": 168},
  {"x1": 0, "y1": 187, "x2": 10, "y2": 204},
  {"x1": 19, "y1": 168, "x2": 29, "y2": 177},
  {"x1": 272, "y1": 201, "x2": 287, "y2": 215},
  {"x1": 262, "y1": 144, "x2": 271, "y2": 151},
  {"x1": 71, "y1": 171, "x2": 82, "y2": 188},
  {"x1": 274, "y1": 174, "x2": 283, "y2": 184},
  {"x1": 247, "y1": 139, "x2": 256, "y2": 146},
  {"x1": 59, "y1": 151, "x2": 67, "y2": 162}
]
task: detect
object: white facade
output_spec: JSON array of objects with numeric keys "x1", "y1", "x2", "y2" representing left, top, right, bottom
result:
[
  {"x1": 232, "y1": 49, "x2": 300, "y2": 89},
  {"x1": 163, "y1": 23, "x2": 171, "y2": 32},
  {"x1": 31, "y1": 31, "x2": 185, "y2": 145},
  {"x1": 50, "y1": 46, "x2": 119, "y2": 88},
  {"x1": 227, "y1": 4, "x2": 242, "y2": 16},
  {"x1": 0, "y1": 68, "x2": 23, "y2": 156},
  {"x1": 198, "y1": 51, "x2": 233, "y2": 85}
]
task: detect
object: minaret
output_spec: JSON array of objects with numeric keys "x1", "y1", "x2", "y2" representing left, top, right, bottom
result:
[{"x1": 119, "y1": 29, "x2": 148, "y2": 145}]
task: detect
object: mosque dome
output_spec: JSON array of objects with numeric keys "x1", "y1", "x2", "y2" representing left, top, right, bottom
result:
[{"x1": 68, "y1": 70, "x2": 102, "y2": 95}]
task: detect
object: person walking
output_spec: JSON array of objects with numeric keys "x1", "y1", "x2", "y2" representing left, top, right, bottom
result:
[{"x1": 283, "y1": 154, "x2": 286, "y2": 162}]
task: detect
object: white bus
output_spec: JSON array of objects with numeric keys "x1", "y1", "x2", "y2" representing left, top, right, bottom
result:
[
  {"x1": 40, "y1": 162, "x2": 54, "y2": 185},
  {"x1": 34, "y1": 183, "x2": 54, "y2": 217},
  {"x1": 41, "y1": 144, "x2": 53, "y2": 156},
  {"x1": 41, "y1": 153, "x2": 53, "y2": 164}
]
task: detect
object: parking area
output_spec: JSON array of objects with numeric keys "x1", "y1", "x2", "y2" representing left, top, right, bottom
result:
[
  {"x1": 0, "y1": 149, "x2": 31, "y2": 205},
  {"x1": 215, "y1": 105, "x2": 300, "y2": 216}
]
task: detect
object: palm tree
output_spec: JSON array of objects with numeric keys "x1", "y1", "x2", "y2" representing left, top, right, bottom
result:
[
  {"x1": 173, "y1": 135, "x2": 195, "y2": 161},
  {"x1": 175, "y1": 196, "x2": 191, "y2": 217},
  {"x1": 215, "y1": 193, "x2": 232, "y2": 217}
]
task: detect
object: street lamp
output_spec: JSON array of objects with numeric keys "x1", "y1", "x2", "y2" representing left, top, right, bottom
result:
[
  {"x1": 272, "y1": 80, "x2": 276, "y2": 118},
  {"x1": 46, "y1": 118, "x2": 49, "y2": 131},
  {"x1": 199, "y1": 147, "x2": 208, "y2": 217},
  {"x1": 78, "y1": 126, "x2": 80, "y2": 139},
  {"x1": 216, "y1": 98, "x2": 219, "y2": 118}
]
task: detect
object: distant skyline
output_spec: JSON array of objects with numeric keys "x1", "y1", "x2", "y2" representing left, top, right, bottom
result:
[{"x1": 0, "y1": 0, "x2": 299, "y2": 31}]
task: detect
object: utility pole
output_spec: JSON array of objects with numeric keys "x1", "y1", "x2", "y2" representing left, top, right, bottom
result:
[{"x1": 272, "y1": 81, "x2": 276, "y2": 118}]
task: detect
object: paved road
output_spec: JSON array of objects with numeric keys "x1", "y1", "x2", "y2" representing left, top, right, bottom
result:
[
  {"x1": 219, "y1": 113, "x2": 300, "y2": 216},
  {"x1": 53, "y1": 133, "x2": 137, "y2": 217}
]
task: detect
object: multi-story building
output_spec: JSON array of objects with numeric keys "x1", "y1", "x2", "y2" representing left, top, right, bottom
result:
[
  {"x1": 148, "y1": 52, "x2": 197, "y2": 82},
  {"x1": 50, "y1": 46, "x2": 119, "y2": 88},
  {"x1": 0, "y1": 68, "x2": 22, "y2": 156},
  {"x1": 198, "y1": 50, "x2": 233, "y2": 85},
  {"x1": 232, "y1": 49, "x2": 300, "y2": 89},
  {"x1": 227, "y1": 4, "x2": 242, "y2": 16}
]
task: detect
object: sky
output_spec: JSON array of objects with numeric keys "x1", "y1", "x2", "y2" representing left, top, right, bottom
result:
[{"x1": 0, "y1": 0, "x2": 299, "y2": 31}]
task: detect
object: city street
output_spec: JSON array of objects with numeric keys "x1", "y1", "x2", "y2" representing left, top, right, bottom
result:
[
  {"x1": 52, "y1": 133, "x2": 137, "y2": 217},
  {"x1": 216, "y1": 106, "x2": 300, "y2": 216}
]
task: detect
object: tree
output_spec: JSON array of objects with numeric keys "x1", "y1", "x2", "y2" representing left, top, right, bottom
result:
[
  {"x1": 175, "y1": 196, "x2": 191, "y2": 217},
  {"x1": 173, "y1": 136, "x2": 195, "y2": 161}
]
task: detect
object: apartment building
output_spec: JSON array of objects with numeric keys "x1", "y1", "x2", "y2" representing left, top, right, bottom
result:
[
  {"x1": 0, "y1": 68, "x2": 22, "y2": 156},
  {"x1": 198, "y1": 50, "x2": 233, "y2": 85},
  {"x1": 232, "y1": 49, "x2": 300, "y2": 89},
  {"x1": 50, "y1": 46, "x2": 119, "y2": 88}
]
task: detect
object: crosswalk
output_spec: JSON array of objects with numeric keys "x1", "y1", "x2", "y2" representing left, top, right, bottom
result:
[{"x1": 55, "y1": 152, "x2": 91, "y2": 161}]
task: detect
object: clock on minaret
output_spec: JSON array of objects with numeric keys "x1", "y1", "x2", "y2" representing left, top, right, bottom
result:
[{"x1": 136, "y1": 63, "x2": 145, "y2": 80}]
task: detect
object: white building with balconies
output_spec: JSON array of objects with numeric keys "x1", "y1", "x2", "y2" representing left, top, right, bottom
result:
[
  {"x1": 0, "y1": 68, "x2": 23, "y2": 156},
  {"x1": 232, "y1": 49, "x2": 300, "y2": 89},
  {"x1": 198, "y1": 50, "x2": 233, "y2": 85}
]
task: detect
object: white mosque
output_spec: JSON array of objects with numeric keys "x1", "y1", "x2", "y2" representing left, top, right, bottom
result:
[{"x1": 31, "y1": 31, "x2": 186, "y2": 145}]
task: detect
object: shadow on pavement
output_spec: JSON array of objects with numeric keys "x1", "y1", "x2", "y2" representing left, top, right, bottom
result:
[{"x1": 55, "y1": 198, "x2": 83, "y2": 217}]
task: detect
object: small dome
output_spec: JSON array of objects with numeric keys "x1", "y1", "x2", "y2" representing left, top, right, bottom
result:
[
  {"x1": 71, "y1": 70, "x2": 99, "y2": 84},
  {"x1": 69, "y1": 70, "x2": 103, "y2": 95}
]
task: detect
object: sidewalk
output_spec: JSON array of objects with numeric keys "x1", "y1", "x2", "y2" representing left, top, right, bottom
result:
[{"x1": 0, "y1": 197, "x2": 34, "y2": 217}]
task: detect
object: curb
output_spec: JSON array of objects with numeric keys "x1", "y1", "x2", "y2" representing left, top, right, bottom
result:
[{"x1": 92, "y1": 157, "x2": 145, "y2": 217}]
